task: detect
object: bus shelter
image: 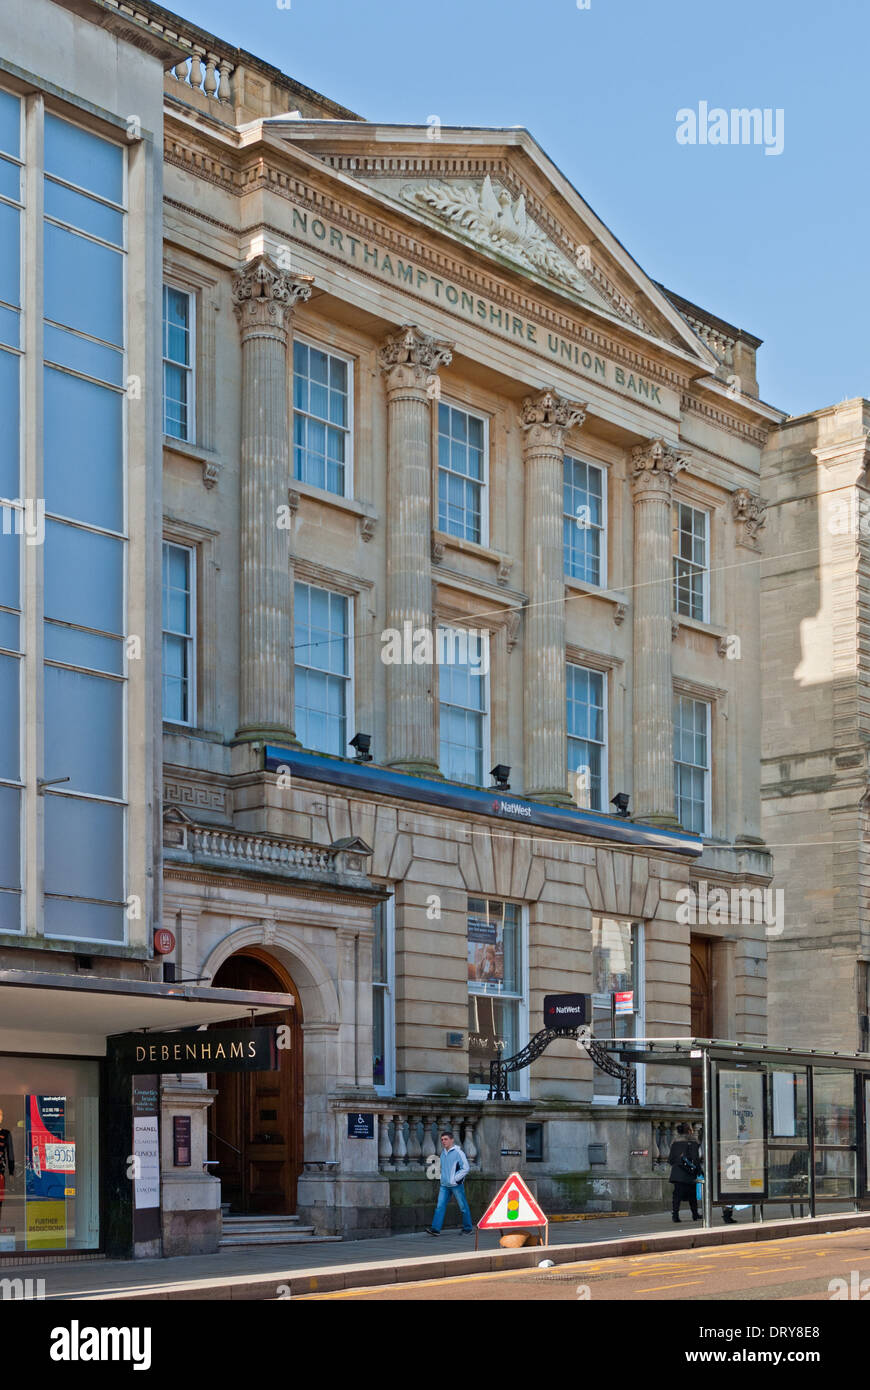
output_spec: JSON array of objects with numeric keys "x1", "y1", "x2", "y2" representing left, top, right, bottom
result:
[{"x1": 602, "y1": 1038, "x2": 870, "y2": 1228}]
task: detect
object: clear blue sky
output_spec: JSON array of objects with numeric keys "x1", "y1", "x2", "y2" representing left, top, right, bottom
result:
[{"x1": 177, "y1": 0, "x2": 869, "y2": 417}]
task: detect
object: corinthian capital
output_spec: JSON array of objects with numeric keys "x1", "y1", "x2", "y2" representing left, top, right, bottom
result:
[
  {"x1": 519, "y1": 387, "x2": 587, "y2": 453},
  {"x1": 377, "y1": 323, "x2": 453, "y2": 394},
  {"x1": 631, "y1": 437, "x2": 689, "y2": 497},
  {"x1": 232, "y1": 255, "x2": 313, "y2": 339}
]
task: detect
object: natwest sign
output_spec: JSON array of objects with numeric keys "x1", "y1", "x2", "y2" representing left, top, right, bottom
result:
[
  {"x1": 111, "y1": 1027, "x2": 278, "y2": 1074},
  {"x1": 544, "y1": 994, "x2": 591, "y2": 1027},
  {"x1": 491, "y1": 798, "x2": 532, "y2": 819}
]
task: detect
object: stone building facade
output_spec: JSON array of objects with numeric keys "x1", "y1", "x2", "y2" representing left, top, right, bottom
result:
[
  {"x1": 154, "y1": 7, "x2": 778, "y2": 1239},
  {"x1": 762, "y1": 398, "x2": 870, "y2": 1055},
  {"x1": 0, "y1": 0, "x2": 780, "y2": 1256}
]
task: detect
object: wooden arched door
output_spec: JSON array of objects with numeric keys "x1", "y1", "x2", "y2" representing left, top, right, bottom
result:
[
  {"x1": 208, "y1": 951, "x2": 303, "y2": 1214},
  {"x1": 690, "y1": 936, "x2": 713, "y2": 1108}
]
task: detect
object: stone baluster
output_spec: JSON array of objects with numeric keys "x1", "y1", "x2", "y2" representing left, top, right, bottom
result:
[
  {"x1": 421, "y1": 1115, "x2": 437, "y2": 1173},
  {"x1": 377, "y1": 325, "x2": 452, "y2": 775},
  {"x1": 406, "y1": 1114, "x2": 423, "y2": 1170},
  {"x1": 392, "y1": 1113, "x2": 408, "y2": 1169},
  {"x1": 189, "y1": 49, "x2": 204, "y2": 92},
  {"x1": 203, "y1": 54, "x2": 219, "y2": 98},
  {"x1": 462, "y1": 1117, "x2": 478, "y2": 1168},
  {"x1": 378, "y1": 1112, "x2": 394, "y2": 1171},
  {"x1": 630, "y1": 438, "x2": 688, "y2": 824},
  {"x1": 173, "y1": 56, "x2": 190, "y2": 83},
  {"x1": 232, "y1": 255, "x2": 312, "y2": 745},
  {"x1": 652, "y1": 1122, "x2": 664, "y2": 1164},
  {"x1": 520, "y1": 388, "x2": 587, "y2": 803},
  {"x1": 223, "y1": 63, "x2": 236, "y2": 106}
]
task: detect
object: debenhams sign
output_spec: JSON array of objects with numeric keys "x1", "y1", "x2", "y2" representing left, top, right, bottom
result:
[{"x1": 111, "y1": 1027, "x2": 278, "y2": 1073}]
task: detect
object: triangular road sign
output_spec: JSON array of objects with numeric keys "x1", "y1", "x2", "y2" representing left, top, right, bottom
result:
[{"x1": 477, "y1": 1171, "x2": 547, "y2": 1229}]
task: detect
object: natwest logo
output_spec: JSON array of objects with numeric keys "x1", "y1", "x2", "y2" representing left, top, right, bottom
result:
[{"x1": 491, "y1": 799, "x2": 532, "y2": 819}]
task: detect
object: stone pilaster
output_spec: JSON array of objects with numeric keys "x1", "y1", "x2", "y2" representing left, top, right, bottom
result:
[
  {"x1": 231, "y1": 255, "x2": 312, "y2": 744},
  {"x1": 631, "y1": 438, "x2": 688, "y2": 824},
  {"x1": 520, "y1": 388, "x2": 587, "y2": 803},
  {"x1": 377, "y1": 324, "x2": 452, "y2": 775}
]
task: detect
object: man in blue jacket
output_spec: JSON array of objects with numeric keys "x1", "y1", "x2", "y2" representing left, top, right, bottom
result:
[{"x1": 427, "y1": 1131, "x2": 473, "y2": 1235}]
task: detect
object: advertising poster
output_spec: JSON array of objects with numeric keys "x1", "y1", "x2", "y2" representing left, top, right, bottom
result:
[
  {"x1": 133, "y1": 1117, "x2": 160, "y2": 1210},
  {"x1": 25, "y1": 1095, "x2": 71, "y2": 1249},
  {"x1": 717, "y1": 1069, "x2": 766, "y2": 1197},
  {"x1": 467, "y1": 911, "x2": 504, "y2": 986}
]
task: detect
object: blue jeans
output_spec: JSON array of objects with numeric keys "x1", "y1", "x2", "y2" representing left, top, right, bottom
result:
[{"x1": 431, "y1": 1181, "x2": 473, "y2": 1232}]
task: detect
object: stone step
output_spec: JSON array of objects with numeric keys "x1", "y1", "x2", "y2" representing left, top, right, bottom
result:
[
  {"x1": 223, "y1": 1215, "x2": 302, "y2": 1226},
  {"x1": 218, "y1": 1232, "x2": 342, "y2": 1248}
]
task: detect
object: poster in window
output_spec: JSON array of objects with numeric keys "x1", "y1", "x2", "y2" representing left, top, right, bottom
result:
[
  {"x1": 24, "y1": 1096, "x2": 70, "y2": 1250},
  {"x1": 467, "y1": 912, "x2": 504, "y2": 986},
  {"x1": 25, "y1": 1096, "x2": 71, "y2": 1201},
  {"x1": 717, "y1": 1069, "x2": 766, "y2": 1198}
]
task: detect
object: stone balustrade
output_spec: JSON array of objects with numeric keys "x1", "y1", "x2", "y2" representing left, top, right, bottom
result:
[
  {"x1": 651, "y1": 1118, "x2": 703, "y2": 1167},
  {"x1": 169, "y1": 46, "x2": 235, "y2": 104},
  {"x1": 191, "y1": 827, "x2": 333, "y2": 871},
  {"x1": 378, "y1": 1106, "x2": 484, "y2": 1173},
  {"x1": 163, "y1": 816, "x2": 372, "y2": 883},
  {"x1": 681, "y1": 313, "x2": 735, "y2": 368},
  {"x1": 100, "y1": 2, "x2": 236, "y2": 104}
]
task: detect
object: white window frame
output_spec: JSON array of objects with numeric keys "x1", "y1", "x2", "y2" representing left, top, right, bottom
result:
[
  {"x1": 437, "y1": 624, "x2": 490, "y2": 786},
  {"x1": 592, "y1": 918, "x2": 645, "y2": 1105},
  {"x1": 293, "y1": 580, "x2": 354, "y2": 757},
  {"x1": 292, "y1": 332, "x2": 354, "y2": 499},
  {"x1": 674, "y1": 693, "x2": 711, "y2": 837},
  {"x1": 673, "y1": 501, "x2": 710, "y2": 623},
  {"x1": 373, "y1": 893, "x2": 395, "y2": 1096},
  {"x1": 467, "y1": 899, "x2": 529, "y2": 1101},
  {"x1": 162, "y1": 539, "x2": 196, "y2": 727},
  {"x1": 436, "y1": 398, "x2": 490, "y2": 547},
  {"x1": 566, "y1": 663, "x2": 608, "y2": 812},
  {"x1": 162, "y1": 283, "x2": 195, "y2": 444},
  {"x1": 563, "y1": 453, "x2": 607, "y2": 588}
]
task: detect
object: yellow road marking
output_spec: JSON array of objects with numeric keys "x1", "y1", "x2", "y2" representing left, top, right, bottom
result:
[{"x1": 635, "y1": 1280, "x2": 704, "y2": 1292}]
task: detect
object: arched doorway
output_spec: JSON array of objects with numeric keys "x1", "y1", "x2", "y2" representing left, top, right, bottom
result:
[{"x1": 208, "y1": 950, "x2": 303, "y2": 1214}]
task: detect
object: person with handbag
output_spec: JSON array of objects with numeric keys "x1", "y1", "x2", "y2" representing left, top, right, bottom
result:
[{"x1": 667, "y1": 1122, "x2": 702, "y2": 1222}]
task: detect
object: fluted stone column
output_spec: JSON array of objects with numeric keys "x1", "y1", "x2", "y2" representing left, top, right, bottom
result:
[
  {"x1": 631, "y1": 437, "x2": 688, "y2": 824},
  {"x1": 377, "y1": 324, "x2": 452, "y2": 774},
  {"x1": 520, "y1": 388, "x2": 587, "y2": 803},
  {"x1": 231, "y1": 255, "x2": 312, "y2": 743}
]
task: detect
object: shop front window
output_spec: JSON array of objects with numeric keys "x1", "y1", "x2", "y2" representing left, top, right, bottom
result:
[
  {"x1": 467, "y1": 899, "x2": 523, "y2": 1091},
  {"x1": 0, "y1": 1055, "x2": 99, "y2": 1252}
]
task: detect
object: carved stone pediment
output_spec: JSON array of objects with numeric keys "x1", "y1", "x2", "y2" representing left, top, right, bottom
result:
[{"x1": 397, "y1": 174, "x2": 628, "y2": 319}]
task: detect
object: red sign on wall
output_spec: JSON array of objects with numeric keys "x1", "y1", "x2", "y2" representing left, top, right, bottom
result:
[{"x1": 154, "y1": 928, "x2": 176, "y2": 955}]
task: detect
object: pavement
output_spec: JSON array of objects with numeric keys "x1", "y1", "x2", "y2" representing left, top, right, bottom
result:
[{"x1": 6, "y1": 1204, "x2": 870, "y2": 1301}]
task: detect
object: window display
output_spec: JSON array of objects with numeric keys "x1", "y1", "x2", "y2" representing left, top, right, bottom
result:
[
  {"x1": 467, "y1": 900, "x2": 522, "y2": 1089},
  {"x1": 0, "y1": 1056, "x2": 99, "y2": 1252}
]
